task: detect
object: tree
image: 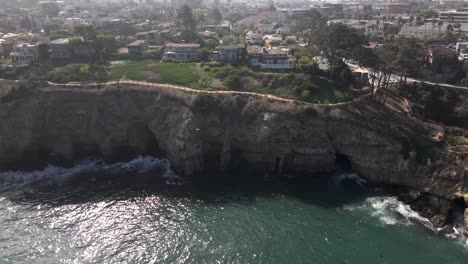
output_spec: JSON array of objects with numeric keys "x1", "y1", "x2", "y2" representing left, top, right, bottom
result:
[
  {"x1": 366, "y1": 37, "x2": 424, "y2": 98},
  {"x1": 267, "y1": 0, "x2": 276, "y2": 11},
  {"x1": 95, "y1": 35, "x2": 119, "y2": 57},
  {"x1": 291, "y1": 9, "x2": 324, "y2": 46},
  {"x1": 297, "y1": 56, "x2": 319, "y2": 76},
  {"x1": 362, "y1": 5, "x2": 373, "y2": 15},
  {"x1": 177, "y1": 4, "x2": 197, "y2": 42},
  {"x1": 38, "y1": 43, "x2": 50, "y2": 61},
  {"x1": 199, "y1": 48, "x2": 210, "y2": 61},
  {"x1": 315, "y1": 23, "x2": 365, "y2": 79},
  {"x1": 41, "y1": 2, "x2": 60, "y2": 17},
  {"x1": 438, "y1": 21, "x2": 444, "y2": 35},
  {"x1": 211, "y1": 8, "x2": 223, "y2": 24},
  {"x1": 221, "y1": 35, "x2": 238, "y2": 45},
  {"x1": 74, "y1": 25, "x2": 98, "y2": 41}
]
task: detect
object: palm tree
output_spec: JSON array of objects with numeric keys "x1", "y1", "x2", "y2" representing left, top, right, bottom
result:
[
  {"x1": 432, "y1": 18, "x2": 436, "y2": 35},
  {"x1": 416, "y1": 16, "x2": 422, "y2": 26},
  {"x1": 438, "y1": 21, "x2": 443, "y2": 36}
]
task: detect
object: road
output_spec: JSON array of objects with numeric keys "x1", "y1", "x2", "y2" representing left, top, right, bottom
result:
[{"x1": 346, "y1": 61, "x2": 468, "y2": 91}]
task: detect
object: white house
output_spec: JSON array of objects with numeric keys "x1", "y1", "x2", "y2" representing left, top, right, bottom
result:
[
  {"x1": 10, "y1": 43, "x2": 40, "y2": 64},
  {"x1": 163, "y1": 43, "x2": 200, "y2": 62}
]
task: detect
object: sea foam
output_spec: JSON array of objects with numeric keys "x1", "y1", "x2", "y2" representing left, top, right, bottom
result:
[{"x1": 0, "y1": 156, "x2": 180, "y2": 189}]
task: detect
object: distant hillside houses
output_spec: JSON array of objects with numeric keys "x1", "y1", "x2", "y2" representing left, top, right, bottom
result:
[{"x1": 328, "y1": 19, "x2": 388, "y2": 36}]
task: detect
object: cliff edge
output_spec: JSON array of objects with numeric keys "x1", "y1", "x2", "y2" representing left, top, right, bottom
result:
[{"x1": 0, "y1": 83, "x2": 466, "y2": 225}]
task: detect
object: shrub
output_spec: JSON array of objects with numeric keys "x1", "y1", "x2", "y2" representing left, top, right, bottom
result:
[
  {"x1": 447, "y1": 136, "x2": 465, "y2": 146},
  {"x1": 224, "y1": 74, "x2": 241, "y2": 90},
  {"x1": 47, "y1": 64, "x2": 108, "y2": 83}
]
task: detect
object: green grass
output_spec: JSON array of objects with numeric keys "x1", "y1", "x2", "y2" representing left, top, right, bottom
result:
[
  {"x1": 109, "y1": 61, "x2": 354, "y2": 103},
  {"x1": 306, "y1": 76, "x2": 352, "y2": 103},
  {"x1": 109, "y1": 60, "x2": 200, "y2": 87},
  {"x1": 447, "y1": 136, "x2": 466, "y2": 146}
]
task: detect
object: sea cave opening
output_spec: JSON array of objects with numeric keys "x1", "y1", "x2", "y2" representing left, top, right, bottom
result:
[{"x1": 335, "y1": 153, "x2": 353, "y2": 172}]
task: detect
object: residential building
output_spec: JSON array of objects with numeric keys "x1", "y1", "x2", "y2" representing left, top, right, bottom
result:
[
  {"x1": 263, "y1": 35, "x2": 283, "y2": 48},
  {"x1": 328, "y1": 19, "x2": 386, "y2": 36},
  {"x1": 127, "y1": 40, "x2": 147, "y2": 55},
  {"x1": 256, "y1": 23, "x2": 276, "y2": 34},
  {"x1": 456, "y1": 42, "x2": 468, "y2": 61},
  {"x1": 456, "y1": 41, "x2": 468, "y2": 53},
  {"x1": 246, "y1": 32, "x2": 263, "y2": 45},
  {"x1": 246, "y1": 45, "x2": 264, "y2": 68},
  {"x1": 199, "y1": 21, "x2": 231, "y2": 36},
  {"x1": 163, "y1": 43, "x2": 200, "y2": 62},
  {"x1": 426, "y1": 45, "x2": 460, "y2": 73},
  {"x1": 1, "y1": 40, "x2": 16, "y2": 57},
  {"x1": 73, "y1": 43, "x2": 96, "y2": 57},
  {"x1": 247, "y1": 46, "x2": 296, "y2": 70},
  {"x1": 135, "y1": 30, "x2": 162, "y2": 46},
  {"x1": 9, "y1": 43, "x2": 40, "y2": 64},
  {"x1": 261, "y1": 49, "x2": 296, "y2": 70},
  {"x1": 439, "y1": 10, "x2": 468, "y2": 23},
  {"x1": 213, "y1": 44, "x2": 246, "y2": 62},
  {"x1": 49, "y1": 38, "x2": 72, "y2": 59},
  {"x1": 236, "y1": 11, "x2": 280, "y2": 28},
  {"x1": 317, "y1": 4, "x2": 343, "y2": 17}
]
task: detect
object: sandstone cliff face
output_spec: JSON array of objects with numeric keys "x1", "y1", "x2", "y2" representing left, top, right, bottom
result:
[{"x1": 0, "y1": 85, "x2": 465, "y2": 202}]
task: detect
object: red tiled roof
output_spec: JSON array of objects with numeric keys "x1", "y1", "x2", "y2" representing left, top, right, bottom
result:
[{"x1": 428, "y1": 45, "x2": 458, "y2": 56}]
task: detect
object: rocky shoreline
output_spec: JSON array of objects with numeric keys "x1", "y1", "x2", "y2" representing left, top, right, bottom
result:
[{"x1": 0, "y1": 82, "x2": 466, "y2": 231}]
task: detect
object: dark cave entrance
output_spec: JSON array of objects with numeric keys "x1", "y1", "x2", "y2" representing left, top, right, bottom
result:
[
  {"x1": 335, "y1": 153, "x2": 352, "y2": 172},
  {"x1": 274, "y1": 157, "x2": 281, "y2": 174}
]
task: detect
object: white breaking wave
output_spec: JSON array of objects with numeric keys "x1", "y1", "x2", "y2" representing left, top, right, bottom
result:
[
  {"x1": 344, "y1": 196, "x2": 436, "y2": 230},
  {"x1": 0, "y1": 156, "x2": 180, "y2": 189}
]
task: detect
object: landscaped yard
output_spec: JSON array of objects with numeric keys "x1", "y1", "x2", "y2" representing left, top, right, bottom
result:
[{"x1": 109, "y1": 60, "x2": 201, "y2": 88}]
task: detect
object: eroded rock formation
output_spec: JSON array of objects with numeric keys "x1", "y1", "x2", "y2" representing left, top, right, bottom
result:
[{"x1": 0, "y1": 84, "x2": 466, "y2": 225}]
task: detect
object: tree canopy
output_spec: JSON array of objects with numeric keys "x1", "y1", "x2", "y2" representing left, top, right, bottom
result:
[
  {"x1": 314, "y1": 22, "x2": 365, "y2": 79},
  {"x1": 291, "y1": 9, "x2": 325, "y2": 46},
  {"x1": 177, "y1": 4, "x2": 197, "y2": 42}
]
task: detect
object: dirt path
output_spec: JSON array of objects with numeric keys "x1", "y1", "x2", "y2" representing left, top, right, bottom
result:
[{"x1": 45, "y1": 80, "x2": 370, "y2": 106}]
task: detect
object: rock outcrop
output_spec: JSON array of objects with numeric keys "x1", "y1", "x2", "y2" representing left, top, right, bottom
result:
[
  {"x1": 0, "y1": 84, "x2": 466, "y2": 214},
  {"x1": 464, "y1": 208, "x2": 468, "y2": 237}
]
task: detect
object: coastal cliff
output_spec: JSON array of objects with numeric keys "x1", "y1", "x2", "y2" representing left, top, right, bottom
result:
[{"x1": 0, "y1": 83, "x2": 466, "y2": 225}]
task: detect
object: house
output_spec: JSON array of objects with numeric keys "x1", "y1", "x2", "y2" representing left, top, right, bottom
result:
[
  {"x1": 261, "y1": 49, "x2": 296, "y2": 70},
  {"x1": 135, "y1": 30, "x2": 162, "y2": 46},
  {"x1": 213, "y1": 44, "x2": 246, "y2": 62},
  {"x1": 246, "y1": 32, "x2": 263, "y2": 45},
  {"x1": 159, "y1": 30, "x2": 171, "y2": 40},
  {"x1": 247, "y1": 45, "x2": 264, "y2": 67},
  {"x1": 263, "y1": 35, "x2": 283, "y2": 48},
  {"x1": 426, "y1": 46, "x2": 459, "y2": 73},
  {"x1": 247, "y1": 45, "x2": 296, "y2": 70},
  {"x1": 256, "y1": 23, "x2": 276, "y2": 34},
  {"x1": 328, "y1": 19, "x2": 386, "y2": 37},
  {"x1": 127, "y1": 40, "x2": 147, "y2": 55},
  {"x1": 1, "y1": 40, "x2": 16, "y2": 57},
  {"x1": 163, "y1": 43, "x2": 200, "y2": 62},
  {"x1": 49, "y1": 38, "x2": 72, "y2": 59},
  {"x1": 236, "y1": 11, "x2": 280, "y2": 28},
  {"x1": 9, "y1": 43, "x2": 40, "y2": 64},
  {"x1": 456, "y1": 42, "x2": 468, "y2": 53},
  {"x1": 73, "y1": 43, "x2": 96, "y2": 57},
  {"x1": 199, "y1": 21, "x2": 231, "y2": 36}
]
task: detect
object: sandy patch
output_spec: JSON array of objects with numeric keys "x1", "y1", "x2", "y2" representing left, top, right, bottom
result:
[{"x1": 145, "y1": 71, "x2": 160, "y2": 80}]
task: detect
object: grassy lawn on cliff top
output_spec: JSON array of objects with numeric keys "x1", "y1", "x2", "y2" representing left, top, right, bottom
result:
[
  {"x1": 109, "y1": 60, "x2": 201, "y2": 88},
  {"x1": 109, "y1": 60, "x2": 353, "y2": 103}
]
